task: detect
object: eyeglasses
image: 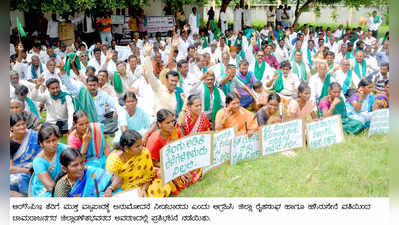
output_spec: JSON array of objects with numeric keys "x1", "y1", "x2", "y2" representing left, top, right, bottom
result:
[{"x1": 257, "y1": 55, "x2": 264, "y2": 57}]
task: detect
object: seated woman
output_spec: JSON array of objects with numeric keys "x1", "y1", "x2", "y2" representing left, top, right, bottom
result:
[
  {"x1": 215, "y1": 92, "x2": 258, "y2": 135},
  {"x1": 146, "y1": 109, "x2": 192, "y2": 195},
  {"x1": 113, "y1": 92, "x2": 152, "y2": 145},
  {"x1": 10, "y1": 97, "x2": 41, "y2": 130},
  {"x1": 374, "y1": 80, "x2": 389, "y2": 109},
  {"x1": 30, "y1": 125, "x2": 67, "y2": 197},
  {"x1": 176, "y1": 95, "x2": 211, "y2": 183},
  {"x1": 68, "y1": 110, "x2": 110, "y2": 169},
  {"x1": 10, "y1": 113, "x2": 41, "y2": 197},
  {"x1": 345, "y1": 79, "x2": 376, "y2": 128},
  {"x1": 106, "y1": 130, "x2": 172, "y2": 197},
  {"x1": 287, "y1": 82, "x2": 317, "y2": 120},
  {"x1": 53, "y1": 147, "x2": 122, "y2": 197},
  {"x1": 256, "y1": 93, "x2": 283, "y2": 126},
  {"x1": 319, "y1": 82, "x2": 364, "y2": 134}
]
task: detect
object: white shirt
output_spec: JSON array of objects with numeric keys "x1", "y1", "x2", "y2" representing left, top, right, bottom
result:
[
  {"x1": 244, "y1": 9, "x2": 251, "y2": 26},
  {"x1": 367, "y1": 16, "x2": 382, "y2": 31},
  {"x1": 132, "y1": 76, "x2": 155, "y2": 119},
  {"x1": 26, "y1": 63, "x2": 46, "y2": 80},
  {"x1": 234, "y1": 8, "x2": 243, "y2": 22},
  {"x1": 267, "y1": 9, "x2": 276, "y2": 22},
  {"x1": 276, "y1": 8, "x2": 282, "y2": 21},
  {"x1": 309, "y1": 73, "x2": 336, "y2": 103},
  {"x1": 220, "y1": 12, "x2": 227, "y2": 23},
  {"x1": 274, "y1": 45, "x2": 289, "y2": 63},
  {"x1": 333, "y1": 29, "x2": 345, "y2": 39},
  {"x1": 364, "y1": 36, "x2": 377, "y2": 47},
  {"x1": 31, "y1": 87, "x2": 74, "y2": 130},
  {"x1": 47, "y1": 20, "x2": 59, "y2": 38},
  {"x1": 189, "y1": 13, "x2": 199, "y2": 33},
  {"x1": 278, "y1": 73, "x2": 300, "y2": 97},
  {"x1": 88, "y1": 56, "x2": 104, "y2": 73}
]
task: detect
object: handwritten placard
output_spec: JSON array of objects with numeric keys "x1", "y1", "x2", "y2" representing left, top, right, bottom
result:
[
  {"x1": 260, "y1": 119, "x2": 304, "y2": 156},
  {"x1": 160, "y1": 133, "x2": 212, "y2": 185},
  {"x1": 368, "y1": 109, "x2": 389, "y2": 137},
  {"x1": 203, "y1": 128, "x2": 234, "y2": 174},
  {"x1": 230, "y1": 133, "x2": 260, "y2": 166},
  {"x1": 306, "y1": 115, "x2": 344, "y2": 149}
]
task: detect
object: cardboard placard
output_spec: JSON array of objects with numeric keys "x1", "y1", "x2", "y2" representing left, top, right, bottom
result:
[
  {"x1": 203, "y1": 128, "x2": 234, "y2": 174},
  {"x1": 160, "y1": 133, "x2": 212, "y2": 185},
  {"x1": 306, "y1": 115, "x2": 344, "y2": 149},
  {"x1": 145, "y1": 16, "x2": 175, "y2": 33},
  {"x1": 368, "y1": 109, "x2": 389, "y2": 137},
  {"x1": 230, "y1": 132, "x2": 260, "y2": 166},
  {"x1": 260, "y1": 119, "x2": 305, "y2": 156}
]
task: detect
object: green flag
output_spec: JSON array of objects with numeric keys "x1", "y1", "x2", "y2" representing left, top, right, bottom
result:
[{"x1": 16, "y1": 17, "x2": 26, "y2": 37}]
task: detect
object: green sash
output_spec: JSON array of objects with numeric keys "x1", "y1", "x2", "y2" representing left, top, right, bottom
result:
[
  {"x1": 64, "y1": 52, "x2": 81, "y2": 76},
  {"x1": 112, "y1": 71, "x2": 123, "y2": 94},
  {"x1": 236, "y1": 72, "x2": 252, "y2": 85},
  {"x1": 274, "y1": 70, "x2": 284, "y2": 93},
  {"x1": 307, "y1": 47, "x2": 316, "y2": 66},
  {"x1": 342, "y1": 69, "x2": 353, "y2": 95},
  {"x1": 239, "y1": 50, "x2": 245, "y2": 60},
  {"x1": 25, "y1": 97, "x2": 40, "y2": 119},
  {"x1": 50, "y1": 91, "x2": 71, "y2": 104},
  {"x1": 278, "y1": 30, "x2": 284, "y2": 40},
  {"x1": 374, "y1": 16, "x2": 380, "y2": 24},
  {"x1": 74, "y1": 86, "x2": 98, "y2": 122},
  {"x1": 346, "y1": 50, "x2": 355, "y2": 59},
  {"x1": 318, "y1": 74, "x2": 331, "y2": 101},
  {"x1": 292, "y1": 61, "x2": 307, "y2": 81},
  {"x1": 354, "y1": 60, "x2": 366, "y2": 79},
  {"x1": 328, "y1": 63, "x2": 335, "y2": 72},
  {"x1": 290, "y1": 48, "x2": 301, "y2": 61},
  {"x1": 175, "y1": 87, "x2": 184, "y2": 117},
  {"x1": 234, "y1": 38, "x2": 243, "y2": 47},
  {"x1": 196, "y1": 13, "x2": 200, "y2": 28},
  {"x1": 203, "y1": 83, "x2": 222, "y2": 122},
  {"x1": 201, "y1": 36, "x2": 208, "y2": 49},
  {"x1": 177, "y1": 71, "x2": 184, "y2": 88},
  {"x1": 254, "y1": 57, "x2": 266, "y2": 82}
]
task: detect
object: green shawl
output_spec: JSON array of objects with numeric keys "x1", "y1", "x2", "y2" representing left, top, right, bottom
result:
[
  {"x1": 236, "y1": 71, "x2": 252, "y2": 85},
  {"x1": 64, "y1": 52, "x2": 81, "y2": 76},
  {"x1": 110, "y1": 71, "x2": 123, "y2": 94},
  {"x1": 203, "y1": 83, "x2": 222, "y2": 122},
  {"x1": 25, "y1": 97, "x2": 40, "y2": 119},
  {"x1": 292, "y1": 61, "x2": 307, "y2": 81},
  {"x1": 318, "y1": 74, "x2": 331, "y2": 101},
  {"x1": 307, "y1": 47, "x2": 316, "y2": 67},
  {"x1": 196, "y1": 13, "x2": 200, "y2": 28},
  {"x1": 342, "y1": 69, "x2": 353, "y2": 95},
  {"x1": 354, "y1": 60, "x2": 367, "y2": 79},
  {"x1": 73, "y1": 86, "x2": 98, "y2": 122},
  {"x1": 50, "y1": 91, "x2": 71, "y2": 104},
  {"x1": 274, "y1": 70, "x2": 284, "y2": 93},
  {"x1": 201, "y1": 36, "x2": 208, "y2": 49},
  {"x1": 254, "y1": 57, "x2": 266, "y2": 82},
  {"x1": 346, "y1": 49, "x2": 355, "y2": 59},
  {"x1": 175, "y1": 87, "x2": 184, "y2": 118},
  {"x1": 374, "y1": 16, "x2": 380, "y2": 24}
]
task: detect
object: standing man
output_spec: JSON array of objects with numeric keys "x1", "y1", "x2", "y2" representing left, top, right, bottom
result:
[
  {"x1": 207, "y1": 7, "x2": 215, "y2": 31},
  {"x1": 189, "y1": 7, "x2": 200, "y2": 35},
  {"x1": 220, "y1": 8, "x2": 228, "y2": 33},
  {"x1": 96, "y1": 11, "x2": 113, "y2": 46},
  {"x1": 233, "y1": 4, "x2": 243, "y2": 33},
  {"x1": 244, "y1": 5, "x2": 251, "y2": 28},
  {"x1": 266, "y1": 6, "x2": 276, "y2": 28},
  {"x1": 367, "y1": 10, "x2": 382, "y2": 39}
]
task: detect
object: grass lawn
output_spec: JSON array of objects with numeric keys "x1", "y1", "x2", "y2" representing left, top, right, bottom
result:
[
  {"x1": 178, "y1": 132, "x2": 388, "y2": 197},
  {"x1": 40, "y1": 110, "x2": 388, "y2": 197}
]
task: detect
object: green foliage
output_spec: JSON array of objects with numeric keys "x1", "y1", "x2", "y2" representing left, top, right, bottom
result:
[{"x1": 330, "y1": 8, "x2": 338, "y2": 23}]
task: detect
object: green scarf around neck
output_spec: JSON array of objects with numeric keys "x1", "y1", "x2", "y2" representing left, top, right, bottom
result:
[
  {"x1": 354, "y1": 60, "x2": 367, "y2": 79},
  {"x1": 318, "y1": 74, "x2": 331, "y2": 101},
  {"x1": 50, "y1": 91, "x2": 71, "y2": 104},
  {"x1": 274, "y1": 70, "x2": 284, "y2": 93},
  {"x1": 342, "y1": 69, "x2": 353, "y2": 95},
  {"x1": 25, "y1": 97, "x2": 40, "y2": 119},
  {"x1": 346, "y1": 49, "x2": 355, "y2": 59},
  {"x1": 307, "y1": 47, "x2": 316, "y2": 66},
  {"x1": 112, "y1": 71, "x2": 123, "y2": 94},
  {"x1": 201, "y1": 36, "x2": 208, "y2": 49},
  {"x1": 292, "y1": 61, "x2": 307, "y2": 81},
  {"x1": 236, "y1": 71, "x2": 252, "y2": 85},
  {"x1": 254, "y1": 57, "x2": 266, "y2": 82},
  {"x1": 203, "y1": 83, "x2": 221, "y2": 122},
  {"x1": 374, "y1": 16, "x2": 380, "y2": 24}
]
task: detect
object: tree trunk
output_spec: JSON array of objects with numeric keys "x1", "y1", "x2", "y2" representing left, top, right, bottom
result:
[
  {"x1": 240, "y1": 0, "x2": 244, "y2": 29},
  {"x1": 292, "y1": 0, "x2": 314, "y2": 27},
  {"x1": 218, "y1": 0, "x2": 232, "y2": 28}
]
